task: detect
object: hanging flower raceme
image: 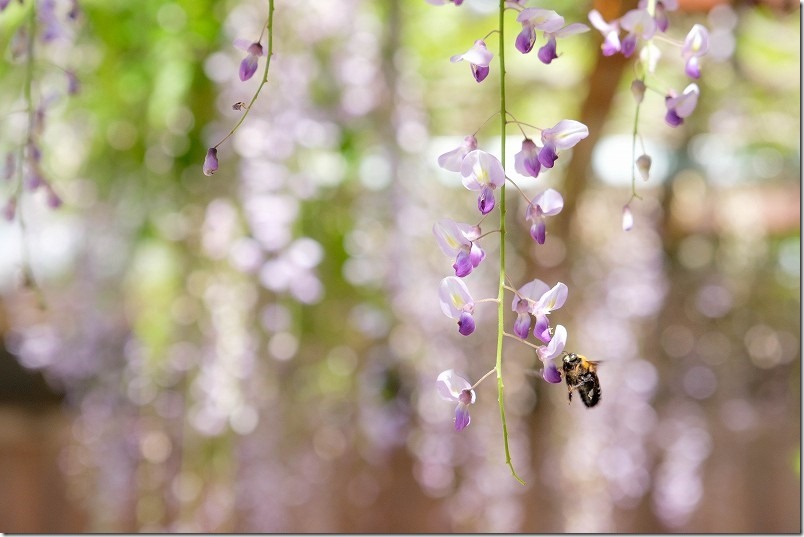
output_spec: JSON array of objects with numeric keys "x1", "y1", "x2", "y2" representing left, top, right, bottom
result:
[
  {"x1": 439, "y1": 276, "x2": 476, "y2": 336},
  {"x1": 234, "y1": 39, "x2": 264, "y2": 81},
  {"x1": 536, "y1": 324, "x2": 567, "y2": 383},
  {"x1": 460, "y1": 149, "x2": 505, "y2": 215},
  {"x1": 450, "y1": 40, "x2": 493, "y2": 82},
  {"x1": 526, "y1": 188, "x2": 564, "y2": 244},
  {"x1": 538, "y1": 119, "x2": 589, "y2": 169},
  {"x1": 514, "y1": 138, "x2": 541, "y2": 178},
  {"x1": 438, "y1": 135, "x2": 478, "y2": 172},
  {"x1": 436, "y1": 369, "x2": 476, "y2": 431},
  {"x1": 681, "y1": 24, "x2": 709, "y2": 79},
  {"x1": 433, "y1": 219, "x2": 485, "y2": 277},
  {"x1": 664, "y1": 83, "x2": 700, "y2": 127},
  {"x1": 511, "y1": 278, "x2": 568, "y2": 343}
]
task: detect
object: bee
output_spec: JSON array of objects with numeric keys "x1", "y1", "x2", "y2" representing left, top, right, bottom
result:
[{"x1": 562, "y1": 352, "x2": 601, "y2": 408}]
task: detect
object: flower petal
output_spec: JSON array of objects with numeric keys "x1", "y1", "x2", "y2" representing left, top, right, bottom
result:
[
  {"x1": 437, "y1": 369, "x2": 471, "y2": 400},
  {"x1": 439, "y1": 276, "x2": 474, "y2": 319},
  {"x1": 542, "y1": 363, "x2": 562, "y2": 384},
  {"x1": 454, "y1": 403, "x2": 471, "y2": 430},
  {"x1": 542, "y1": 120, "x2": 589, "y2": 150}
]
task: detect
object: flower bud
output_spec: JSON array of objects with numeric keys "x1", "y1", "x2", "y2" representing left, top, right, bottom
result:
[
  {"x1": 631, "y1": 79, "x2": 646, "y2": 104},
  {"x1": 636, "y1": 154, "x2": 651, "y2": 181},
  {"x1": 622, "y1": 205, "x2": 634, "y2": 231},
  {"x1": 203, "y1": 148, "x2": 219, "y2": 176}
]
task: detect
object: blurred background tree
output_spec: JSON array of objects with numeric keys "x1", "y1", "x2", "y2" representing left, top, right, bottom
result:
[{"x1": 0, "y1": 0, "x2": 799, "y2": 532}]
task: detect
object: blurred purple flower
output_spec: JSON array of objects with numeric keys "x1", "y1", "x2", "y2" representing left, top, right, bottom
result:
[
  {"x1": 234, "y1": 39, "x2": 264, "y2": 81},
  {"x1": 588, "y1": 9, "x2": 621, "y2": 56},
  {"x1": 636, "y1": 154, "x2": 651, "y2": 181},
  {"x1": 622, "y1": 204, "x2": 634, "y2": 231},
  {"x1": 664, "y1": 83, "x2": 699, "y2": 127},
  {"x1": 460, "y1": 149, "x2": 505, "y2": 215},
  {"x1": 619, "y1": 9, "x2": 657, "y2": 58},
  {"x1": 436, "y1": 369, "x2": 476, "y2": 431},
  {"x1": 682, "y1": 24, "x2": 709, "y2": 79},
  {"x1": 450, "y1": 40, "x2": 493, "y2": 83},
  {"x1": 639, "y1": 0, "x2": 677, "y2": 32}
]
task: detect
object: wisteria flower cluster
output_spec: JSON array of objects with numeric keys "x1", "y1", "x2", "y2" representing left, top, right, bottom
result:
[
  {"x1": 1, "y1": 0, "x2": 81, "y2": 224},
  {"x1": 428, "y1": 1, "x2": 588, "y2": 476},
  {"x1": 588, "y1": 0, "x2": 710, "y2": 229}
]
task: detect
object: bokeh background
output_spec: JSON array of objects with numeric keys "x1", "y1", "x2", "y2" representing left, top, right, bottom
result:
[{"x1": 0, "y1": 0, "x2": 799, "y2": 532}]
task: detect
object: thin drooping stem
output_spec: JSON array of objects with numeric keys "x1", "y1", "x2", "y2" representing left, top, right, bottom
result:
[
  {"x1": 213, "y1": 0, "x2": 275, "y2": 150},
  {"x1": 496, "y1": 0, "x2": 525, "y2": 486}
]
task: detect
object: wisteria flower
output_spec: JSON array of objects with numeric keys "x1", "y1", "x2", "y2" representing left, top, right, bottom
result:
[
  {"x1": 682, "y1": 24, "x2": 709, "y2": 79},
  {"x1": 203, "y1": 147, "x2": 219, "y2": 176},
  {"x1": 514, "y1": 138, "x2": 541, "y2": 178},
  {"x1": 526, "y1": 188, "x2": 564, "y2": 244},
  {"x1": 460, "y1": 149, "x2": 505, "y2": 215},
  {"x1": 511, "y1": 279, "x2": 568, "y2": 342},
  {"x1": 436, "y1": 369, "x2": 476, "y2": 431},
  {"x1": 451, "y1": 40, "x2": 493, "y2": 82},
  {"x1": 438, "y1": 135, "x2": 477, "y2": 172},
  {"x1": 537, "y1": 324, "x2": 567, "y2": 383},
  {"x1": 433, "y1": 218, "x2": 485, "y2": 277},
  {"x1": 538, "y1": 120, "x2": 589, "y2": 169},
  {"x1": 515, "y1": 8, "x2": 565, "y2": 54},
  {"x1": 639, "y1": 0, "x2": 678, "y2": 32},
  {"x1": 234, "y1": 39, "x2": 264, "y2": 81},
  {"x1": 664, "y1": 83, "x2": 700, "y2": 127},
  {"x1": 439, "y1": 276, "x2": 476, "y2": 336},
  {"x1": 537, "y1": 22, "x2": 589, "y2": 65},
  {"x1": 619, "y1": 9, "x2": 657, "y2": 58},
  {"x1": 588, "y1": 9, "x2": 621, "y2": 56}
]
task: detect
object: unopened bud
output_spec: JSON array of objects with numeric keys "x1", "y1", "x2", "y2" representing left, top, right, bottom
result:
[
  {"x1": 232, "y1": 101, "x2": 247, "y2": 111},
  {"x1": 631, "y1": 79, "x2": 646, "y2": 104},
  {"x1": 203, "y1": 147, "x2": 219, "y2": 176},
  {"x1": 622, "y1": 205, "x2": 634, "y2": 231},
  {"x1": 636, "y1": 154, "x2": 651, "y2": 181}
]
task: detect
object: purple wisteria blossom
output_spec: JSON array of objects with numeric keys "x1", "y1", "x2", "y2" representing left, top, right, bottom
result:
[
  {"x1": 450, "y1": 40, "x2": 493, "y2": 83},
  {"x1": 664, "y1": 83, "x2": 700, "y2": 127},
  {"x1": 438, "y1": 135, "x2": 477, "y2": 172},
  {"x1": 433, "y1": 218, "x2": 485, "y2": 277},
  {"x1": 515, "y1": 8, "x2": 564, "y2": 54},
  {"x1": 460, "y1": 149, "x2": 505, "y2": 215},
  {"x1": 538, "y1": 119, "x2": 589, "y2": 169},
  {"x1": 234, "y1": 39, "x2": 264, "y2": 81},
  {"x1": 515, "y1": 8, "x2": 588, "y2": 63},
  {"x1": 526, "y1": 188, "x2": 563, "y2": 244},
  {"x1": 537, "y1": 324, "x2": 567, "y2": 383},
  {"x1": 619, "y1": 9, "x2": 657, "y2": 58},
  {"x1": 439, "y1": 276, "x2": 476, "y2": 336},
  {"x1": 436, "y1": 369, "x2": 476, "y2": 431},
  {"x1": 638, "y1": 0, "x2": 678, "y2": 32},
  {"x1": 588, "y1": 9, "x2": 621, "y2": 56},
  {"x1": 511, "y1": 278, "x2": 568, "y2": 343},
  {"x1": 682, "y1": 24, "x2": 709, "y2": 79},
  {"x1": 427, "y1": 0, "x2": 464, "y2": 5},
  {"x1": 203, "y1": 148, "x2": 219, "y2": 176},
  {"x1": 514, "y1": 138, "x2": 541, "y2": 178}
]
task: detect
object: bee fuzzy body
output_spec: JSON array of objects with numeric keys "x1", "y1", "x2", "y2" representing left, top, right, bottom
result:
[{"x1": 562, "y1": 352, "x2": 601, "y2": 408}]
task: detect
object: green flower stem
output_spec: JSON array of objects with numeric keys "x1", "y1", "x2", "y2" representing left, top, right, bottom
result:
[
  {"x1": 496, "y1": 0, "x2": 525, "y2": 486},
  {"x1": 213, "y1": 0, "x2": 275, "y2": 150}
]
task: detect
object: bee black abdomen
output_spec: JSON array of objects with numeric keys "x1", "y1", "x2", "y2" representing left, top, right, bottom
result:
[{"x1": 579, "y1": 377, "x2": 601, "y2": 408}]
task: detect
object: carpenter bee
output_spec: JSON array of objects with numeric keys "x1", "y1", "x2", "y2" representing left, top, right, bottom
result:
[{"x1": 562, "y1": 352, "x2": 601, "y2": 408}]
